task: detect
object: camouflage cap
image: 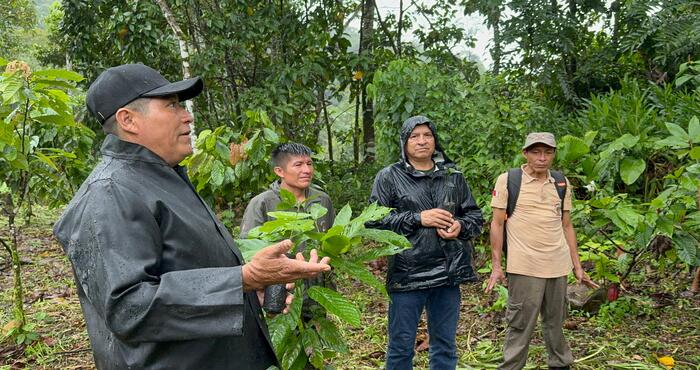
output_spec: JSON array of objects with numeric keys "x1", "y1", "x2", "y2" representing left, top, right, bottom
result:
[{"x1": 523, "y1": 132, "x2": 556, "y2": 149}]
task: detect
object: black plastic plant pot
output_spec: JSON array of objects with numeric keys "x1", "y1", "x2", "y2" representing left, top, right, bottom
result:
[{"x1": 263, "y1": 284, "x2": 286, "y2": 314}]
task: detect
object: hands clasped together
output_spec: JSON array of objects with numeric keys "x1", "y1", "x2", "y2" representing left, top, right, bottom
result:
[
  {"x1": 420, "y1": 208, "x2": 461, "y2": 240},
  {"x1": 242, "y1": 239, "x2": 331, "y2": 313}
]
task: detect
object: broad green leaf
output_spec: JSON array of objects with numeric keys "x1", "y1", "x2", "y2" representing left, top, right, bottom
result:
[
  {"x1": 611, "y1": 134, "x2": 639, "y2": 150},
  {"x1": 307, "y1": 286, "x2": 361, "y2": 326},
  {"x1": 321, "y1": 234, "x2": 351, "y2": 256},
  {"x1": 352, "y1": 202, "x2": 392, "y2": 225},
  {"x1": 333, "y1": 204, "x2": 352, "y2": 227},
  {"x1": 267, "y1": 211, "x2": 312, "y2": 220},
  {"x1": 281, "y1": 333, "x2": 303, "y2": 370},
  {"x1": 307, "y1": 203, "x2": 328, "y2": 220},
  {"x1": 331, "y1": 259, "x2": 387, "y2": 296},
  {"x1": 0, "y1": 57, "x2": 6, "y2": 67},
  {"x1": 354, "y1": 228, "x2": 411, "y2": 249},
  {"x1": 301, "y1": 328, "x2": 323, "y2": 369},
  {"x1": 689, "y1": 116, "x2": 700, "y2": 143},
  {"x1": 581, "y1": 157, "x2": 596, "y2": 177},
  {"x1": 259, "y1": 218, "x2": 315, "y2": 233},
  {"x1": 405, "y1": 100, "x2": 414, "y2": 114},
  {"x1": 1, "y1": 75, "x2": 24, "y2": 103},
  {"x1": 313, "y1": 317, "x2": 348, "y2": 353},
  {"x1": 262, "y1": 127, "x2": 279, "y2": 142},
  {"x1": 673, "y1": 232, "x2": 699, "y2": 266},
  {"x1": 352, "y1": 243, "x2": 412, "y2": 262},
  {"x1": 675, "y1": 74, "x2": 694, "y2": 87},
  {"x1": 690, "y1": 146, "x2": 700, "y2": 160},
  {"x1": 32, "y1": 69, "x2": 84, "y2": 82},
  {"x1": 583, "y1": 131, "x2": 598, "y2": 147},
  {"x1": 277, "y1": 188, "x2": 298, "y2": 210},
  {"x1": 205, "y1": 132, "x2": 217, "y2": 151},
  {"x1": 32, "y1": 79, "x2": 77, "y2": 90},
  {"x1": 558, "y1": 135, "x2": 589, "y2": 162},
  {"x1": 33, "y1": 151, "x2": 59, "y2": 171},
  {"x1": 235, "y1": 238, "x2": 269, "y2": 261},
  {"x1": 655, "y1": 217, "x2": 674, "y2": 236},
  {"x1": 616, "y1": 206, "x2": 643, "y2": 229},
  {"x1": 619, "y1": 157, "x2": 646, "y2": 185},
  {"x1": 665, "y1": 122, "x2": 689, "y2": 141},
  {"x1": 589, "y1": 197, "x2": 613, "y2": 209},
  {"x1": 210, "y1": 161, "x2": 225, "y2": 187}
]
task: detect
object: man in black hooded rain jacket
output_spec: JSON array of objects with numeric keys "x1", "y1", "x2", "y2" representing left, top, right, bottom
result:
[{"x1": 368, "y1": 115, "x2": 483, "y2": 370}]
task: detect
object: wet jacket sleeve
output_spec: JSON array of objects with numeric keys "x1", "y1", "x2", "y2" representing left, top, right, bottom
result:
[
  {"x1": 240, "y1": 194, "x2": 268, "y2": 238},
  {"x1": 455, "y1": 175, "x2": 483, "y2": 240},
  {"x1": 367, "y1": 169, "x2": 421, "y2": 234},
  {"x1": 62, "y1": 180, "x2": 246, "y2": 343}
]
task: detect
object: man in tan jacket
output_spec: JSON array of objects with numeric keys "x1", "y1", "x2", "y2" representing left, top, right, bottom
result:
[{"x1": 486, "y1": 132, "x2": 598, "y2": 370}]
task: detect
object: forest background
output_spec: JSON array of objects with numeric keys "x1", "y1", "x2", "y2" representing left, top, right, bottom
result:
[{"x1": 1, "y1": 0, "x2": 699, "y2": 369}]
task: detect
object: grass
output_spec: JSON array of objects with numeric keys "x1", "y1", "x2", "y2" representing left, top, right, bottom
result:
[{"x1": 1, "y1": 206, "x2": 699, "y2": 369}]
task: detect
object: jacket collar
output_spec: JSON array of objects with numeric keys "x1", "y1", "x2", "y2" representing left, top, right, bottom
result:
[{"x1": 100, "y1": 134, "x2": 172, "y2": 167}]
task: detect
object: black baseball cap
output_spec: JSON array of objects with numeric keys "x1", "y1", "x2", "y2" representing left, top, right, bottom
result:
[{"x1": 86, "y1": 63, "x2": 204, "y2": 124}]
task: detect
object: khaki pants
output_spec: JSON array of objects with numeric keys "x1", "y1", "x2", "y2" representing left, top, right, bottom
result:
[{"x1": 499, "y1": 274, "x2": 574, "y2": 370}]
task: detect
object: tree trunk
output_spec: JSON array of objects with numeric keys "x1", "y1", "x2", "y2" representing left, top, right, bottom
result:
[
  {"x1": 153, "y1": 0, "x2": 196, "y2": 142},
  {"x1": 360, "y1": 0, "x2": 375, "y2": 162},
  {"x1": 397, "y1": 0, "x2": 404, "y2": 58},
  {"x1": 353, "y1": 86, "x2": 360, "y2": 165},
  {"x1": 491, "y1": 9, "x2": 502, "y2": 75},
  {"x1": 322, "y1": 97, "x2": 334, "y2": 172}
]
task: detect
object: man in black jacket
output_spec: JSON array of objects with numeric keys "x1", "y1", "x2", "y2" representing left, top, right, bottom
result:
[
  {"x1": 368, "y1": 115, "x2": 483, "y2": 370},
  {"x1": 53, "y1": 64, "x2": 330, "y2": 369}
]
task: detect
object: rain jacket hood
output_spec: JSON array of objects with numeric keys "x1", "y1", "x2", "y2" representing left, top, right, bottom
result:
[
  {"x1": 368, "y1": 116, "x2": 484, "y2": 292},
  {"x1": 399, "y1": 115, "x2": 452, "y2": 169}
]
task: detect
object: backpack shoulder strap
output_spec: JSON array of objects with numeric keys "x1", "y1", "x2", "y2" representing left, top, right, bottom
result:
[
  {"x1": 506, "y1": 168, "x2": 522, "y2": 217},
  {"x1": 550, "y1": 170, "x2": 567, "y2": 217}
]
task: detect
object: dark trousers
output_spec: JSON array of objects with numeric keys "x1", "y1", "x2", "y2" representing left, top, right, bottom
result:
[
  {"x1": 499, "y1": 274, "x2": 574, "y2": 370},
  {"x1": 386, "y1": 285, "x2": 461, "y2": 370}
]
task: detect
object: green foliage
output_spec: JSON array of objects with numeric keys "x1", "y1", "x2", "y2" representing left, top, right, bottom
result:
[
  {"x1": 479, "y1": 284, "x2": 508, "y2": 313},
  {"x1": 0, "y1": 0, "x2": 37, "y2": 57},
  {"x1": 618, "y1": 0, "x2": 700, "y2": 80},
  {"x1": 238, "y1": 189, "x2": 410, "y2": 369},
  {"x1": 0, "y1": 60, "x2": 94, "y2": 343},
  {"x1": 183, "y1": 110, "x2": 280, "y2": 205},
  {"x1": 594, "y1": 296, "x2": 655, "y2": 328}
]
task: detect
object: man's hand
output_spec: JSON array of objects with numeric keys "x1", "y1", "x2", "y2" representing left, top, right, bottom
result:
[
  {"x1": 242, "y1": 240, "x2": 331, "y2": 292},
  {"x1": 485, "y1": 267, "x2": 507, "y2": 293},
  {"x1": 420, "y1": 208, "x2": 454, "y2": 229},
  {"x1": 574, "y1": 266, "x2": 599, "y2": 289},
  {"x1": 436, "y1": 219, "x2": 461, "y2": 240}
]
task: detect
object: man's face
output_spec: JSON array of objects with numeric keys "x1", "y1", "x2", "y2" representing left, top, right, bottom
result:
[
  {"x1": 523, "y1": 144, "x2": 556, "y2": 174},
  {"x1": 132, "y1": 96, "x2": 194, "y2": 166},
  {"x1": 405, "y1": 124, "x2": 435, "y2": 163},
  {"x1": 274, "y1": 155, "x2": 314, "y2": 191}
]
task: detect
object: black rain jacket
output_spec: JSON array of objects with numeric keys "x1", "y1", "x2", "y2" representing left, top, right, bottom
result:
[
  {"x1": 53, "y1": 135, "x2": 277, "y2": 370},
  {"x1": 368, "y1": 116, "x2": 483, "y2": 292}
]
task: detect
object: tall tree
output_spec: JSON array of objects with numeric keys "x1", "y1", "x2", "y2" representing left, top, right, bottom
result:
[
  {"x1": 461, "y1": 0, "x2": 503, "y2": 74},
  {"x1": 360, "y1": 0, "x2": 376, "y2": 162}
]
